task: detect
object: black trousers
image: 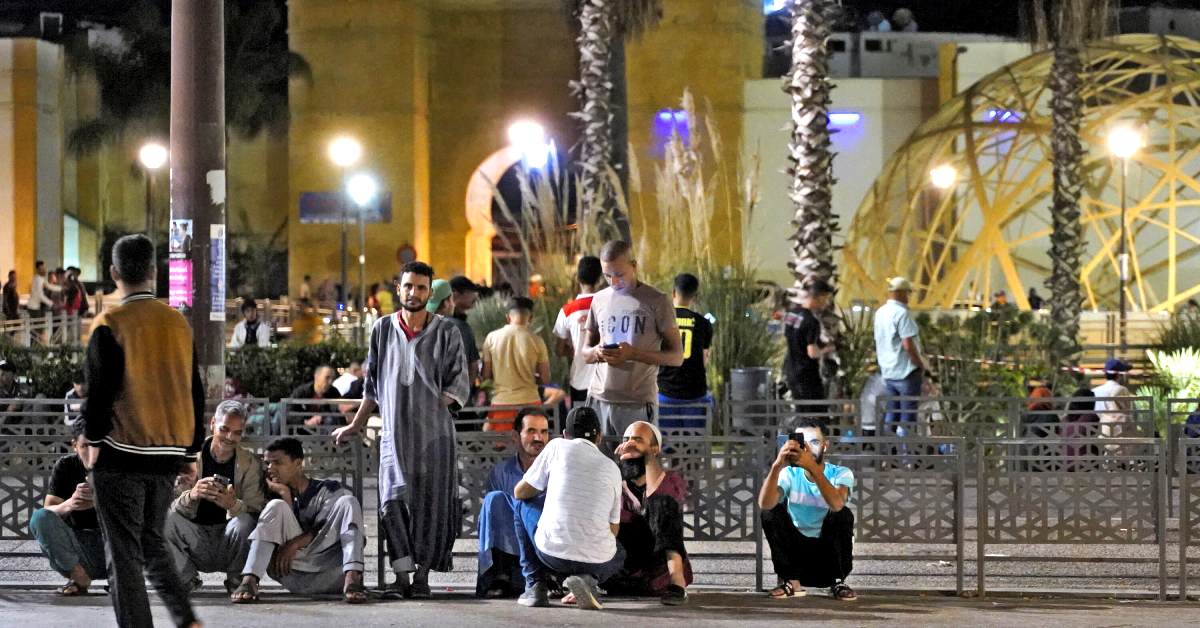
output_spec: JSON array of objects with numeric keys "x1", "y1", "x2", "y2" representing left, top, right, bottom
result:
[
  {"x1": 606, "y1": 493, "x2": 687, "y2": 594},
  {"x1": 92, "y1": 468, "x2": 197, "y2": 628},
  {"x1": 569, "y1": 387, "x2": 589, "y2": 404},
  {"x1": 761, "y1": 502, "x2": 853, "y2": 588}
]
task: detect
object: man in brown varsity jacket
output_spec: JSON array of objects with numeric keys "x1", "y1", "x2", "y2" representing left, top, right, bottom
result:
[{"x1": 81, "y1": 234, "x2": 204, "y2": 628}]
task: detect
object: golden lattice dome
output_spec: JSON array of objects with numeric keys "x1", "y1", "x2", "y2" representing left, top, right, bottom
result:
[{"x1": 842, "y1": 34, "x2": 1200, "y2": 312}]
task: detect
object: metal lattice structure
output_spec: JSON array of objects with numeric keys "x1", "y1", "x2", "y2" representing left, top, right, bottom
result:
[{"x1": 843, "y1": 35, "x2": 1200, "y2": 311}]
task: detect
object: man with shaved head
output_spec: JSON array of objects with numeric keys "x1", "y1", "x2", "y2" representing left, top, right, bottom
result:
[{"x1": 604, "y1": 420, "x2": 692, "y2": 605}]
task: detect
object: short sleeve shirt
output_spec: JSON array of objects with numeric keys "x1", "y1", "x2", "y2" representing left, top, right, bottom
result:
[
  {"x1": 657, "y1": 307, "x2": 713, "y2": 400},
  {"x1": 585, "y1": 283, "x2": 678, "y2": 404},
  {"x1": 522, "y1": 438, "x2": 622, "y2": 564},
  {"x1": 554, "y1": 294, "x2": 597, "y2": 391},
  {"x1": 481, "y1": 324, "x2": 549, "y2": 405},
  {"x1": 873, "y1": 299, "x2": 921, "y2": 380},
  {"x1": 48, "y1": 454, "x2": 98, "y2": 530},
  {"x1": 783, "y1": 307, "x2": 822, "y2": 390},
  {"x1": 777, "y1": 463, "x2": 854, "y2": 538}
]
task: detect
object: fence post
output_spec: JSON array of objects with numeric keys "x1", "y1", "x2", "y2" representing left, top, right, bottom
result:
[
  {"x1": 1181, "y1": 434, "x2": 1190, "y2": 600},
  {"x1": 754, "y1": 436, "x2": 765, "y2": 592},
  {"x1": 955, "y1": 436, "x2": 965, "y2": 596},
  {"x1": 1158, "y1": 439, "x2": 1168, "y2": 601},
  {"x1": 976, "y1": 440, "x2": 987, "y2": 597}
]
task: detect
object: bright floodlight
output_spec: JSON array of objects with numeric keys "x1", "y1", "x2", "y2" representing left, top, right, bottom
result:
[
  {"x1": 346, "y1": 173, "x2": 378, "y2": 208},
  {"x1": 1107, "y1": 124, "x2": 1145, "y2": 160},
  {"x1": 328, "y1": 136, "x2": 363, "y2": 168},
  {"x1": 138, "y1": 142, "x2": 168, "y2": 170},
  {"x1": 508, "y1": 120, "x2": 552, "y2": 169},
  {"x1": 929, "y1": 164, "x2": 957, "y2": 190}
]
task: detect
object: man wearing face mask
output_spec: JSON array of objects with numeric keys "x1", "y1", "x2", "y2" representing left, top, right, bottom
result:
[
  {"x1": 476, "y1": 408, "x2": 553, "y2": 597},
  {"x1": 757, "y1": 417, "x2": 857, "y2": 601},
  {"x1": 605, "y1": 421, "x2": 691, "y2": 605}
]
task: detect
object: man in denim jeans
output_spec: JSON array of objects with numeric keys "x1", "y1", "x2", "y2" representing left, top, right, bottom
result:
[{"x1": 872, "y1": 277, "x2": 927, "y2": 434}]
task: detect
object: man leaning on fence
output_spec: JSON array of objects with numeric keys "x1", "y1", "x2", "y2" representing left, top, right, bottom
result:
[
  {"x1": 28, "y1": 419, "x2": 106, "y2": 596},
  {"x1": 477, "y1": 407, "x2": 552, "y2": 597},
  {"x1": 758, "y1": 418, "x2": 857, "y2": 601},
  {"x1": 166, "y1": 400, "x2": 265, "y2": 593},
  {"x1": 80, "y1": 233, "x2": 204, "y2": 628},
  {"x1": 230, "y1": 437, "x2": 367, "y2": 604}
]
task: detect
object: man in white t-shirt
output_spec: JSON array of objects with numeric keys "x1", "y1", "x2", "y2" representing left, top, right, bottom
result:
[
  {"x1": 228, "y1": 299, "x2": 271, "y2": 348},
  {"x1": 512, "y1": 406, "x2": 624, "y2": 610},
  {"x1": 1093, "y1": 358, "x2": 1133, "y2": 438},
  {"x1": 553, "y1": 256, "x2": 603, "y2": 404}
]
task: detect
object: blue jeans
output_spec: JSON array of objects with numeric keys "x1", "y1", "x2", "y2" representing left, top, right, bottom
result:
[
  {"x1": 512, "y1": 495, "x2": 625, "y2": 589},
  {"x1": 883, "y1": 369, "x2": 923, "y2": 434},
  {"x1": 28, "y1": 508, "x2": 107, "y2": 580},
  {"x1": 657, "y1": 393, "x2": 713, "y2": 432}
]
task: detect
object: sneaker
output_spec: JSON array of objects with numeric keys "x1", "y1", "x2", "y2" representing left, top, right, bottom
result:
[
  {"x1": 518, "y1": 582, "x2": 550, "y2": 608},
  {"x1": 660, "y1": 584, "x2": 688, "y2": 606},
  {"x1": 563, "y1": 575, "x2": 602, "y2": 611},
  {"x1": 830, "y1": 583, "x2": 857, "y2": 601}
]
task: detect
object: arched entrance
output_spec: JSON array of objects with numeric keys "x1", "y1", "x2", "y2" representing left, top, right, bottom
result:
[{"x1": 464, "y1": 146, "x2": 521, "y2": 286}]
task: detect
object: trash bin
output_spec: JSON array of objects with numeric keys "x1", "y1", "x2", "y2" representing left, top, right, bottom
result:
[{"x1": 730, "y1": 367, "x2": 774, "y2": 432}]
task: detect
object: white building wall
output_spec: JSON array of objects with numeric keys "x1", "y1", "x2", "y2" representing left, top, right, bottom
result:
[{"x1": 36, "y1": 39, "x2": 64, "y2": 268}]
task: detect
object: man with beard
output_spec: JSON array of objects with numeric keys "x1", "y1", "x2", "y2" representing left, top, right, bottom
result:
[
  {"x1": 476, "y1": 407, "x2": 552, "y2": 597},
  {"x1": 605, "y1": 420, "x2": 691, "y2": 605},
  {"x1": 333, "y1": 261, "x2": 469, "y2": 598},
  {"x1": 757, "y1": 417, "x2": 857, "y2": 601}
]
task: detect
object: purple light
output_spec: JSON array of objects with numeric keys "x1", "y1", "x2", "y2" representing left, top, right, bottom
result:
[
  {"x1": 653, "y1": 108, "x2": 690, "y2": 153},
  {"x1": 828, "y1": 112, "x2": 862, "y2": 127},
  {"x1": 984, "y1": 108, "x2": 1023, "y2": 123}
]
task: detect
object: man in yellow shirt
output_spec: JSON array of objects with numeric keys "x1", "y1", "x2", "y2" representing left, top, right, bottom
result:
[{"x1": 481, "y1": 297, "x2": 564, "y2": 431}]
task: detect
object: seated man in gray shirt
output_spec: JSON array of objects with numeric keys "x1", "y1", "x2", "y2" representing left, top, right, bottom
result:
[
  {"x1": 166, "y1": 400, "x2": 265, "y2": 592},
  {"x1": 513, "y1": 406, "x2": 624, "y2": 610},
  {"x1": 231, "y1": 437, "x2": 367, "y2": 604}
]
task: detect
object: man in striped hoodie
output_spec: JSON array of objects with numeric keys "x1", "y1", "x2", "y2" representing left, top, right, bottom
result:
[{"x1": 81, "y1": 234, "x2": 205, "y2": 628}]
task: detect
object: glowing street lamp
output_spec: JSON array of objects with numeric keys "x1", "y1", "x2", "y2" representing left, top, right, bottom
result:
[
  {"x1": 138, "y1": 142, "x2": 168, "y2": 238},
  {"x1": 508, "y1": 120, "x2": 552, "y2": 170},
  {"x1": 1107, "y1": 123, "x2": 1145, "y2": 351},
  {"x1": 929, "y1": 164, "x2": 957, "y2": 190},
  {"x1": 327, "y1": 136, "x2": 364, "y2": 317},
  {"x1": 347, "y1": 173, "x2": 378, "y2": 335}
]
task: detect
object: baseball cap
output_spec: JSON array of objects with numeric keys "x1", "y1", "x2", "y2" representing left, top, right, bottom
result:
[
  {"x1": 1104, "y1": 358, "x2": 1132, "y2": 373},
  {"x1": 426, "y1": 279, "x2": 452, "y2": 313},
  {"x1": 565, "y1": 406, "x2": 601, "y2": 441},
  {"x1": 887, "y1": 276, "x2": 913, "y2": 292}
]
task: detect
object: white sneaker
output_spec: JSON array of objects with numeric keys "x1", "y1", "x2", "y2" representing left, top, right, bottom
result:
[{"x1": 563, "y1": 575, "x2": 602, "y2": 610}]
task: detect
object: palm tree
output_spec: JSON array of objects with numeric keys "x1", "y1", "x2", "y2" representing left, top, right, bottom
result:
[
  {"x1": 565, "y1": 0, "x2": 662, "y2": 240},
  {"x1": 1031, "y1": 0, "x2": 1111, "y2": 371},
  {"x1": 66, "y1": 0, "x2": 309, "y2": 156},
  {"x1": 785, "y1": 0, "x2": 842, "y2": 393}
]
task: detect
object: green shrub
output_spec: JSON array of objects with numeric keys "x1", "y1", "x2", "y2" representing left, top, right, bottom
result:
[
  {"x1": 226, "y1": 338, "x2": 366, "y2": 400},
  {"x1": 0, "y1": 337, "x2": 85, "y2": 398},
  {"x1": 1155, "y1": 312, "x2": 1200, "y2": 353}
]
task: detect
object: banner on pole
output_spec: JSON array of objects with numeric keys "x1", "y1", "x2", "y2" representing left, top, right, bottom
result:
[
  {"x1": 209, "y1": 224, "x2": 226, "y2": 322},
  {"x1": 169, "y1": 260, "x2": 193, "y2": 308}
]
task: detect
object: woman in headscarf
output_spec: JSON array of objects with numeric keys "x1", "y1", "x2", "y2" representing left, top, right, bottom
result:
[{"x1": 1063, "y1": 388, "x2": 1100, "y2": 470}]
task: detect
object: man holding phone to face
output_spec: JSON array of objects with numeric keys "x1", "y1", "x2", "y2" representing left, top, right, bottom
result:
[
  {"x1": 166, "y1": 400, "x2": 266, "y2": 593},
  {"x1": 757, "y1": 418, "x2": 857, "y2": 601}
]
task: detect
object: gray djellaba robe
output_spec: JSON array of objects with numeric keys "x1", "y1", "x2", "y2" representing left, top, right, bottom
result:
[{"x1": 364, "y1": 312, "x2": 469, "y2": 572}]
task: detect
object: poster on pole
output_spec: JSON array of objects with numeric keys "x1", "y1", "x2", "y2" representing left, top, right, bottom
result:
[
  {"x1": 168, "y1": 220, "x2": 193, "y2": 259},
  {"x1": 209, "y1": 224, "x2": 226, "y2": 322},
  {"x1": 168, "y1": 260, "x2": 193, "y2": 308}
]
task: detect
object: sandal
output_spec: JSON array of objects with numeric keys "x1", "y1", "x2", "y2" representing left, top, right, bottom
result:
[
  {"x1": 344, "y1": 582, "x2": 369, "y2": 605},
  {"x1": 58, "y1": 581, "x2": 88, "y2": 597},
  {"x1": 230, "y1": 578, "x2": 260, "y2": 604},
  {"x1": 768, "y1": 581, "x2": 804, "y2": 599}
]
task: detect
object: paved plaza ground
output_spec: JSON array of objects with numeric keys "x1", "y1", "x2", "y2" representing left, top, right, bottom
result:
[{"x1": 2, "y1": 589, "x2": 1199, "y2": 627}]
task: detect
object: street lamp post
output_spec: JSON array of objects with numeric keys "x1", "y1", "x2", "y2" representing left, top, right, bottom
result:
[
  {"x1": 328, "y1": 136, "x2": 362, "y2": 328},
  {"x1": 138, "y1": 142, "x2": 168, "y2": 240},
  {"x1": 347, "y1": 173, "x2": 378, "y2": 340},
  {"x1": 926, "y1": 164, "x2": 957, "y2": 304},
  {"x1": 1106, "y1": 125, "x2": 1145, "y2": 353}
]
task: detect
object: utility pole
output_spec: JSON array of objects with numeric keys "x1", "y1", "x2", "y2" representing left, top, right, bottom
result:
[{"x1": 170, "y1": 0, "x2": 226, "y2": 398}]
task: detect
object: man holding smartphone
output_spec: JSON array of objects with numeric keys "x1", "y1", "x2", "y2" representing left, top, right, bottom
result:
[
  {"x1": 757, "y1": 418, "x2": 857, "y2": 601},
  {"x1": 166, "y1": 400, "x2": 265, "y2": 593}
]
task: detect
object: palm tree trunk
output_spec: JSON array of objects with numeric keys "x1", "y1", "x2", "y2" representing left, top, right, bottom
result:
[
  {"x1": 785, "y1": 0, "x2": 842, "y2": 394},
  {"x1": 570, "y1": 0, "x2": 621, "y2": 240},
  {"x1": 1046, "y1": 44, "x2": 1085, "y2": 369}
]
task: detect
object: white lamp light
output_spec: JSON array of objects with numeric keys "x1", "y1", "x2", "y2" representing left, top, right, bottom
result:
[
  {"x1": 346, "y1": 173, "x2": 378, "y2": 208},
  {"x1": 508, "y1": 120, "x2": 552, "y2": 169},
  {"x1": 138, "y1": 142, "x2": 168, "y2": 170},
  {"x1": 929, "y1": 164, "x2": 957, "y2": 190},
  {"x1": 328, "y1": 136, "x2": 363, "y2": 168},
  {"x1": 1107, "y1": 124, "x2": 1145, "y2": 160}
]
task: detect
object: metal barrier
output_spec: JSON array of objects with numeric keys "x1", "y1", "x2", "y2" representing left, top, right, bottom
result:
[
  {"x1": 976, "y1": 437, "x2": 1167, "y2": 599},
  {"x1": 727, "y1": 398, "x2": 859, "y2": 437},
  {"x1": 0, "y1": 398, "x2": 84, "y2": 426},
  {"x1": 1178, "y1": 436, "x2": 1200, "y2": 598},
  {"x1": 0, "y1": 313, "x2": 83, "y2": 347},
  {"x1": 277, "y1": 397, "x2": 363, "y2": 436}
]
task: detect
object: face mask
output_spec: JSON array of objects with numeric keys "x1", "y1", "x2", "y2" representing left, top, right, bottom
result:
[{"x1": 619, "y1": 455, "x2": 647, "y2": 481}]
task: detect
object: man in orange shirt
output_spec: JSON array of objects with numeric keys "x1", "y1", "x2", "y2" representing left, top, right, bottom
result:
[{"x1": 482, "y1": 297, "x2": 564, "y2": 431}]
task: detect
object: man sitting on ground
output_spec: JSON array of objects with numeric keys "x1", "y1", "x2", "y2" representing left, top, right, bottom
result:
[
  {"x1": 758, "y1": 418, "x2": 856, "y2": 601},
  {"x1": 28, "y1": 420, "x2": 105, "y2": 596},
  {"x1": 513, "y1": 406, "x2": 624, "y2": 610},
  {"x1": 231, "y1": 437, "x2": 367, "y2": 604},
  {"x1": 601, "y1": 420, "x2": 692, "y2": 605},
  {"x1": 166, "y1": 400, "x2": 265, "y2": 592},
  {"x1": 477, "y1": 407, "x2": 552, "y2": 597}
]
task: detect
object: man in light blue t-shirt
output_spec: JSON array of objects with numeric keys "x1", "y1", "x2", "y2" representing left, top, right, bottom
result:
[
  {"x1": 757, "y1": 419, "x2": 856, "y2": 601},
  {"x1": 872, "y1": 276, "x2": 928, "y2": 433}
]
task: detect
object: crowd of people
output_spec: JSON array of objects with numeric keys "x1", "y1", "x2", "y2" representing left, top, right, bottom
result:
[
  {"x1": 27, "y1": 234, "x2": 859, "y2": 627},
  {"x1": 0, "y1": 261, "x2": 90, "y2": 325}
]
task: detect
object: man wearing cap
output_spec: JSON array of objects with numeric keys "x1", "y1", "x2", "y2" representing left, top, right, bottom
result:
[
  {"x1": 603, "y1": 420, "x2": 691, "y2": 605},
  {"x1": 1094, "y1": 358, "x2": 1133, "y2": 439},
  {"x1": 512, "y1": 406, "x2": 624, "y2": 610},
  {"x1": 449, "y1": 276, "x2": 482, "y2": 384},
  {"x1": 784, "y1": 279, "x2": 836, "y2": 403},
  {"x1": 873, "y1": 277, "x2": 928, "y2": 432},
  {"x1": 432, "y1": 277, "x2": 480, "y2": 393},
  {"x1": 481, "y1": 297, "x2": 564, "y2": 431}
]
